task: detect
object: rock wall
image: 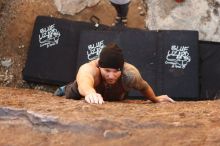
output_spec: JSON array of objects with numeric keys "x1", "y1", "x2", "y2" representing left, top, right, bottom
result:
[
  {"x1": 145, "y1": 0, "x2": 220, "y2": 42},
  {"x1": 53, "y1": 0, "x2": 100, "y2": 15},
  {"x1": 1, "y1": 87, "x2": 220, "y2": 146}
]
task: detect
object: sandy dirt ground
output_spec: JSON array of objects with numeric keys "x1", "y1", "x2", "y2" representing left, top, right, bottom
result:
[{"x1": 0, "y1": 0, "x2": 220, "y2": 146}]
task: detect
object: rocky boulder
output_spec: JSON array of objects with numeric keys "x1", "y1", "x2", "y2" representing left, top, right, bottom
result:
[
  {"x1": 146, "y1": 0, "x2": 220, "y2": 42},
  {"x1": 53, "y1": 0, "x2": 101, "y2": 15}
]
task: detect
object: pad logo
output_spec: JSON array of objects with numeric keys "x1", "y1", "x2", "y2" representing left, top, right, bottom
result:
[
  {"x1": 39, "y1": 24, "x2": 61, "y2": 48},
  {"x1": 87, "y1": 40, "x2": 105, "y2": 60},
  {"x1": 165, "y1": 45, "x2": 191, "y2": 69}
]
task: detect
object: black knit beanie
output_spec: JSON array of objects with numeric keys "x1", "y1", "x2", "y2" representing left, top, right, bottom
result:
[{"x1": 98, "y1": 43, "x2": 124, "y2": 71}]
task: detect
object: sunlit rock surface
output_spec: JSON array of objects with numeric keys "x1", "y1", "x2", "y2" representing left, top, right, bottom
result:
[
  {"x1": 53, "y1": 0, "x2": 100, "y2": 15},
  {"x1": 146, "y1": 0, "x2": 220, "y2": 42}
]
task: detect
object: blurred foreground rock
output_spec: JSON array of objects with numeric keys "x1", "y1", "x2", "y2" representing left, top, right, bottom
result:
[{"x1": 0, "y1": 87, "x2": 220, "y2": 146}]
